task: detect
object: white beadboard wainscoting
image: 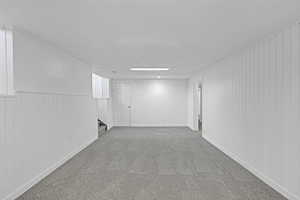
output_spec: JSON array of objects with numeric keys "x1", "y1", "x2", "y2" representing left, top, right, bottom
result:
[
  {"x1": 0, "y1": 93, "x2": 97, "y2": 200},
  {"x1": 189, "y1": 22, "x2": 300, "y2": 199}
]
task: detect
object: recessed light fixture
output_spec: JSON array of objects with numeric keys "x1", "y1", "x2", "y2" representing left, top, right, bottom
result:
[
  {"x1": 130, "y1": 67, "x2": 169, "y2": 71},
  {"x1": 157, "y1": 76, "x2": 161, "y2": 79}
]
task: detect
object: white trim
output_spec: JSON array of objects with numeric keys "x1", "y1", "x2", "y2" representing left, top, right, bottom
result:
[
  {"x1": 188, "y1": 125, "x2": 198, "y2": 131},
  {"x1": 129, "y1": 124, "x2": 188, "y2": 127},
  {"x1": 203, "y1": 135, "x2": 300, "y2": 200},
  {"x1": 3, "y1": 136, "x2": 98, "y2": 200},
  {"x1": 0, "y1": 94, "x2": 16, "y2": 98},
  {"x1": 16, "y1": 90, "x2": 89, "y2": 97}
]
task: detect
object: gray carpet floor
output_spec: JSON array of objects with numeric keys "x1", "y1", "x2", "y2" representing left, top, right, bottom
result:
[{"x1": 18, "y1": 127, "x2": 287, "y2": 200}]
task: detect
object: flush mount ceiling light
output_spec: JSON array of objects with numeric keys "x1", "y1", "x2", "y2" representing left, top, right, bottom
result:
[{"x1": 130, "y1": 67, "x2": 169, "y2": 71}]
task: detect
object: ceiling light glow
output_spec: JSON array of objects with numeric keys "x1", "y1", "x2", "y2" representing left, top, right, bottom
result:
[
  {"x1": 130, "y1": 67, "x2": 169, "y2": 71},
  {"x1": 152, "y1": 82, "x2": 164, "y2": 95}
]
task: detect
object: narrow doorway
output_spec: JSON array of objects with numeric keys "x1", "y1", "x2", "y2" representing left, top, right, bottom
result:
[{"x1": 198, "y1": 84, "x2": 202, "y2": 131}]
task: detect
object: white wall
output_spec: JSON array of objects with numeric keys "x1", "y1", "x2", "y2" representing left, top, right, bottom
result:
[
  {"x1": 112, "y1": 79, "x2": 188, "y2": 127},
  {"x1": 0, "y1": 30, "x2": 97, "y2": 200},
  {"x1": 189, "y1": 22, "x2": 300, "y2": 200}
]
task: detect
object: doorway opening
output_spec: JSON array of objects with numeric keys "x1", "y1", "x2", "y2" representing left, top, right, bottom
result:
[{"x1": 198, "y1": 84, "x2": 202, "y2": 131}]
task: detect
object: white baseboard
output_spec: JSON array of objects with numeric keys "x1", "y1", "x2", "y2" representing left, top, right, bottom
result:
[
  {"x1": 130, "y1": 124, "x2": 188, "y2": 127},
  {"x1": 187, "y1": 125, "x2": 198, "y2": 131},
  {"x1": 203, "y1": 135, "x2": 299, "y2": 200},
  {"x1": 3, "y1": 136, "x2": 98, "y2": 200}
]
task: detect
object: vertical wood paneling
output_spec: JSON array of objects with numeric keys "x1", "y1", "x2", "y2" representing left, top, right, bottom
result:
[{"x1": 200, "y1": 23, "x2": 300, "y2": 200}]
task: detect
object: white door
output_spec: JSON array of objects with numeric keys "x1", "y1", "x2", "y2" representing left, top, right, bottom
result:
[{"x1": 112, "y1": 80, "x2": 132, "y2": 126}]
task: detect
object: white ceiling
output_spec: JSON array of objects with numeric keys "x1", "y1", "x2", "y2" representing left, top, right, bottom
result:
[{"x1": 1, "y1": 0, "x2": 300, "y2": 78}]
